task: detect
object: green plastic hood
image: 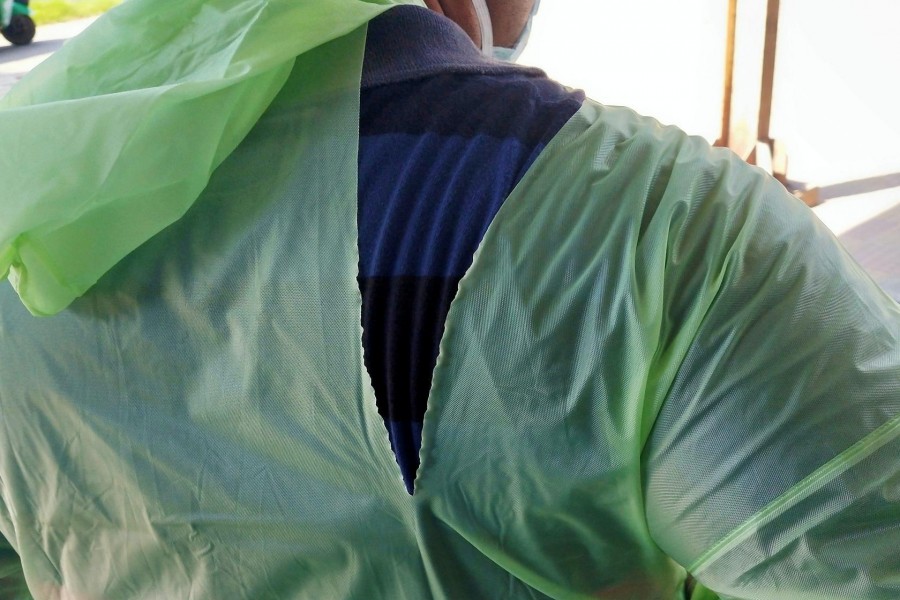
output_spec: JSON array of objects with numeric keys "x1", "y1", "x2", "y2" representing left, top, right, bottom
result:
[{"x1": 0, "y1": 0, "x2": 423, "y2": 316}]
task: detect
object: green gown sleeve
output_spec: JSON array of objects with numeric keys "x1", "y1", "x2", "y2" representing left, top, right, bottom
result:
[
  {"x1": 635, "y1": 100, "x2": 900, "y2": 599},
  {"x1": 421, "y1": 98, "x2": 898, "y2": 598}
]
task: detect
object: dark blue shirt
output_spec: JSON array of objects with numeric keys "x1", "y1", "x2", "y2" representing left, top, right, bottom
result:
[{"x1": 358, "y1": 7, "x2": 584, "y2": 493}]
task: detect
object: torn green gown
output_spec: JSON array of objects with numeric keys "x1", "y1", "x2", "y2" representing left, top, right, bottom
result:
[{"x1": 0, "y1": 1, "x2": 897, "y2": 598}]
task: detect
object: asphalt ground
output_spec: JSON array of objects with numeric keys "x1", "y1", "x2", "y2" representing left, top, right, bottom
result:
[{"x1": 0, "y1": 16, "x2": 95, "y2": 96}]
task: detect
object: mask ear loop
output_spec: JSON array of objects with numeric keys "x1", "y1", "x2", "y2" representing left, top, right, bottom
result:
[{"x1": 470, "y1": 0, "x2": 494, "y2": 57}]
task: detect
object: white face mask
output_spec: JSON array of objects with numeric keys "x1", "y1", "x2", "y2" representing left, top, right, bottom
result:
[{"x1": 472, "y1": 0, "x2": 541, "y2": 63}]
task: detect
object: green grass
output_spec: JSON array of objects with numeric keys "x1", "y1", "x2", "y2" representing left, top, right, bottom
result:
[{"x1": 30, "y1": 0, "x2": 122, "y2": 26}]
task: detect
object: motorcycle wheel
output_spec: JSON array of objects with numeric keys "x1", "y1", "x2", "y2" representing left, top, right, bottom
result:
[{"x1": 2, "y1": 14, "x2": 35, "y2": 46}]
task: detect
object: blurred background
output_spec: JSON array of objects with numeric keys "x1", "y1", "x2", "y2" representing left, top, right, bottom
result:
[
  {"x1": 519, "y1": 0, "x2": 900, "y2": 299},
  {"x1": 520, "y1": 0, "x2": 900, "y2": 189}
]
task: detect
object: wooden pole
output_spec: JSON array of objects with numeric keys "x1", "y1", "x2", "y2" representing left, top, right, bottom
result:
[
  {"x1": 716, "y1": 0, "x2": 738, "y2": 147},
  {"x1": 757, "y1": 0, "x2": 781, "y2": 145}
]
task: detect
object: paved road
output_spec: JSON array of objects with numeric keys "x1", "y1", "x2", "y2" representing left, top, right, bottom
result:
[{"x1": 0, "y1": 17, "x2": 96, "y2": 97}]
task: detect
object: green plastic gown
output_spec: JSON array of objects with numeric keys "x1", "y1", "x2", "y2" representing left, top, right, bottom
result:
[{"x1": 0, "y1": 1, "x2": 897, "y2": 598}]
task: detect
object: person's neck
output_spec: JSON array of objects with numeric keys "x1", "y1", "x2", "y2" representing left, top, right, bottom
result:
[{"x1": 423, "y1": 0, "x2": 484, "y2": 49}]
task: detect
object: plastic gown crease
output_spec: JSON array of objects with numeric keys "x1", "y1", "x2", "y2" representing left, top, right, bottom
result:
[{"x1": 0, "y1": 1, "x2": 897, "y2": 598}]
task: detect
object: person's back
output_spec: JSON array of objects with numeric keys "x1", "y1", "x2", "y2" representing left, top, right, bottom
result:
[
  {"x1": 0, "y1": 9, "x2": 650, "y2": 597},
  {"x1": 0, "y1": 1, "x2": 897, "y2": 599}
]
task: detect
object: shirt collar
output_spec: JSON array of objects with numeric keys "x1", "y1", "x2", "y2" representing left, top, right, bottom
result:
[{"x1": 362, "y1": 5, "x2": 545, "y2": 89}]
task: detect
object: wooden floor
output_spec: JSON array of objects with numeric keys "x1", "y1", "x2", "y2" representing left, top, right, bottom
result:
[{"x1": 814, "y1": 187, "x2": 900, "y2": 301}]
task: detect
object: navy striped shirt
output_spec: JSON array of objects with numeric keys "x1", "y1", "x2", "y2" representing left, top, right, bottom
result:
[{"x1": 358, "y1": 7, "x2": 584, "y2": 493}]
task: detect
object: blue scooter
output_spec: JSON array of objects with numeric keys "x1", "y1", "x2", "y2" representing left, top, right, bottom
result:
[{"x1": 1, "y1": 0, "x2": 34, "y2": 46}]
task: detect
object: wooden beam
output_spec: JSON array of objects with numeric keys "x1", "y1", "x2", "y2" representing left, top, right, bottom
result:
[
  {"x1": 716, "y1": 0, "x2": 739, "y2": 147},
  {"x1": 757, "y1": 0, "x2": 781, "y2": 145}
]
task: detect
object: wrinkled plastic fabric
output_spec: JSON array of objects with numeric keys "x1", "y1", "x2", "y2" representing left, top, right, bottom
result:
[
  {"x1": 0, "y1": 0, "x2": 422, "y2": 316},
  {"x1": 0, "y1": 2, "x2": 898, "y2": 598},
  {"x1": 427, "y1": 102, "x2": 899, "y2": 598}
]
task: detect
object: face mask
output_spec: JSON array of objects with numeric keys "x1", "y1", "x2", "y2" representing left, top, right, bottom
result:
[{"x1": 472, "y1": 0, "x2": 541, "y2": 63}]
